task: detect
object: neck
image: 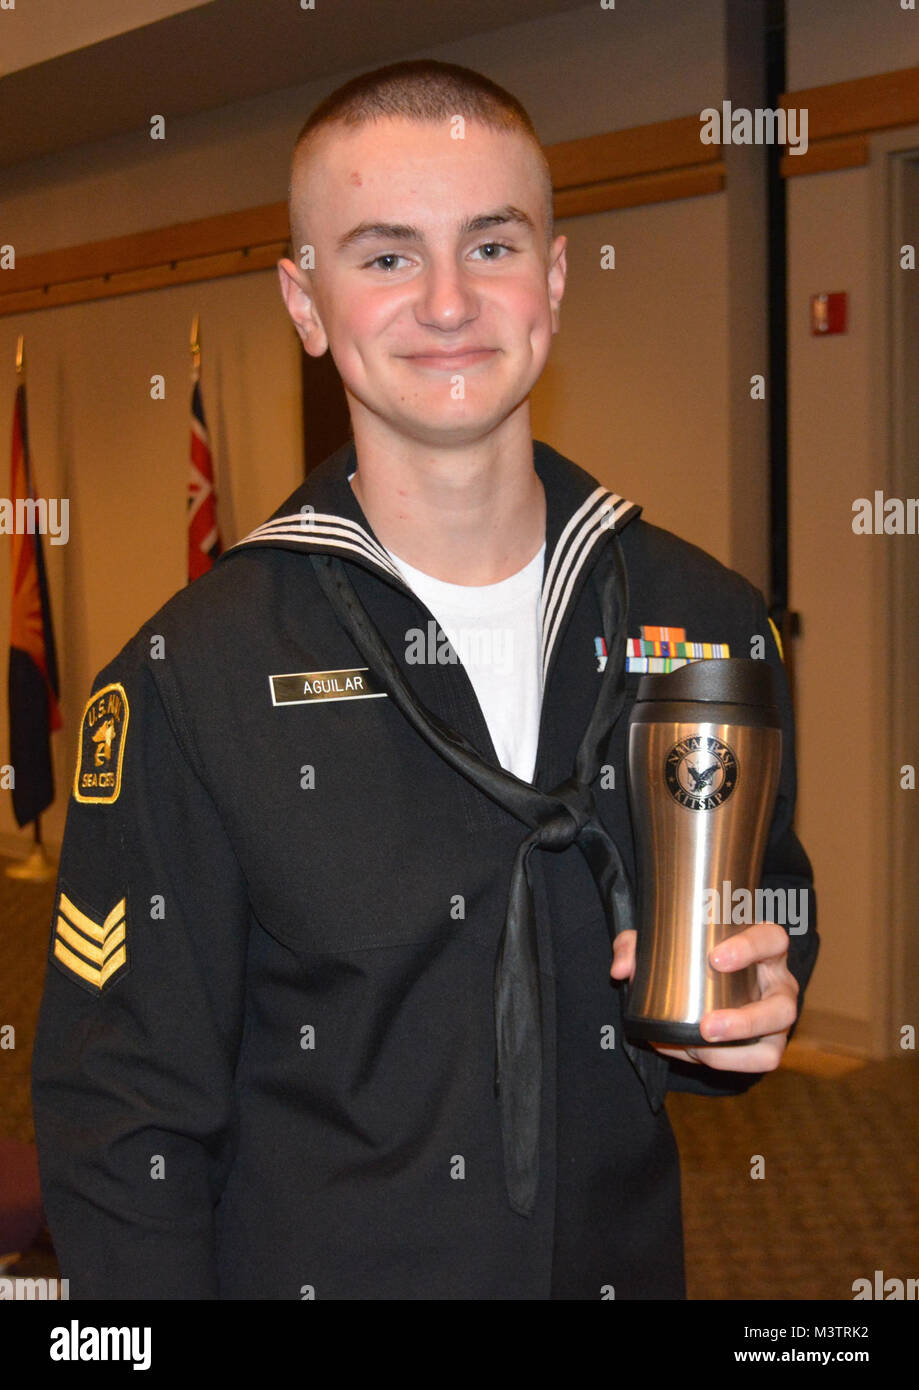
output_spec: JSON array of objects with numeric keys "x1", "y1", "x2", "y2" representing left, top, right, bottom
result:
[{"x1": 347, "y1": 408, "x2": 546, "y2": 586}]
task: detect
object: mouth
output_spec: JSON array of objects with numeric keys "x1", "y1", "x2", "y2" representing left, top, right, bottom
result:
[{"x1": 400, "y1": 348, "x2": 498, "y2": 370}]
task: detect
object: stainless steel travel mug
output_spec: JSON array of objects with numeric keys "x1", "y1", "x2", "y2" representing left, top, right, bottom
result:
[{"x1": 623, "y1": 658, "x2": 782, "y2": 1046}]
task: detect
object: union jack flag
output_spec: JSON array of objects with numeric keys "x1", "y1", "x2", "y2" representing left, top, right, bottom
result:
[{"x1": 187, "y1": 374, "x2": 222, "y2": 582}]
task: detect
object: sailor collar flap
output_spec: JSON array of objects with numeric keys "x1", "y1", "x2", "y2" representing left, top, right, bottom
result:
[{"x1": 222, "y1": 439, "x2": 642, "y2": 684}]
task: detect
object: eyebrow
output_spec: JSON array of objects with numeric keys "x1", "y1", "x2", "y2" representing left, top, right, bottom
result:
[{"x1": 336, "y1": 204, "x2": 535, "y2": 253}]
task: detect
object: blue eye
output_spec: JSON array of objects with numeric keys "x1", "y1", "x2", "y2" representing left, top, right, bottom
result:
[
  {"x1": 473, "y1": 242, "x2": 513, "y2": 259},
  {"x1": 367, "y1": 253, "x2": 408, "y2": 272}
]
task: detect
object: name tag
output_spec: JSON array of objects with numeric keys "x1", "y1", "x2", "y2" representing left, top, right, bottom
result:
[{"x1": 269, "y1": 668, "x2": 387, "y2": 706}]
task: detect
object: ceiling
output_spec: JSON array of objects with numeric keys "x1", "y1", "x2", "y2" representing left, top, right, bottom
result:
[
  {"x1": 2, "y1": 0, "x2": 214, "y2": 74},
  {"x1": 0, "y1": 0, "x2": 590, "y2": 171}
]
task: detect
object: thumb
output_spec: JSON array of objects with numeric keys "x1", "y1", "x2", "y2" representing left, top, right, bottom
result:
[{"x1": 610, "y1": 928, "x2": 636, "y2": 980}]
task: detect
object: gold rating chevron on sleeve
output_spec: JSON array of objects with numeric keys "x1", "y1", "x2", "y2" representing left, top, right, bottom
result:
[{"x1": 52, "y1": 892, "x2": 128, "y2": 992}]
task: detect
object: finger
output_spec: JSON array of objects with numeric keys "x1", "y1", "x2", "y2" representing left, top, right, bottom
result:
[
  {"x1": 650, "y1": 1042, "x2": 701, "y2": 1064},
  {"x1": 610, "y1": 929, "x2": 636, "y2": 979},
  {"x1": 651, "y1": 1033, "x2": 788, "y2": 1071},
  {"x1": 709, "y1": 921, "x2": 789, "y2": 971},
  {"x1": 674, "y1": 1033, "x2": 787, "y2": 1073},
  {"x1": 699, "y1": 988, "x2": 799, "y2": 1044}
]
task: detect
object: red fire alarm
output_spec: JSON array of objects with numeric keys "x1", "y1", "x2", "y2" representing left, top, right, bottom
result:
[{"x1": 810, "y1": 292, "x2": 847, "y2": 335}]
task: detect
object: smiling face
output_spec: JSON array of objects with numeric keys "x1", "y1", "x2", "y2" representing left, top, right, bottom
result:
[{"x1": 279, "y1": 116, "x2": 566, "y2": 453}]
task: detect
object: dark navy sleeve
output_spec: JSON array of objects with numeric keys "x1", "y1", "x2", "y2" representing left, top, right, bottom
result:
[
  {"x1": 31, "y1": 637, "x2": 250, "y2": 1298},
  {"x1": 665, "y1": 584, "x2": 818, "y2": 1098}
]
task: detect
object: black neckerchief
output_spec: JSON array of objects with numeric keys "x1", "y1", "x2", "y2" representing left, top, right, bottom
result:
[{"x1": 309, "y1": 533, "x2": 668, "y2": 1218}]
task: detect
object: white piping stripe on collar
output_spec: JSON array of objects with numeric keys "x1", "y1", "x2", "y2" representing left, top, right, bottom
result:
[
  {"x1": 541, "y1": 487, "x2": 612, "y2": 638},
  {"x1": 237, "y1": 511, "x2": 395, "y2": 567},
  {"x1": 232, "y1": 513, "x2": 403, "y2": 581},
  {"x1": 540, "y1": 489, "x2": 634, "y2": 681},
  {"x1": 249, "y1": 528, "x2": 405, "y2": 582},
  {"x1": 541, "y1": 487, "x2": 609, "y2": 608}
]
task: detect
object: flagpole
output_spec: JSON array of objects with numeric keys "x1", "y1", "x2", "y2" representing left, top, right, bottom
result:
[{"x1": 7, "y1": 336, "x2": 57, "y2": 882}]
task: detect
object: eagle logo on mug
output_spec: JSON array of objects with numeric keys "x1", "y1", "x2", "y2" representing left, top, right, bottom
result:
[{"x1": 665, "y1": 734, "x2": 738, "y2": 811}]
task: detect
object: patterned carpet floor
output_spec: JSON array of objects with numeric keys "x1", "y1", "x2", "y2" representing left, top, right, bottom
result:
[
  {"x1": 668, "y1": 1047, "x2": 918, "y2": 1299},
  {"x1": 1, "y1": 857, "x2": 916, "y2": 1298}
]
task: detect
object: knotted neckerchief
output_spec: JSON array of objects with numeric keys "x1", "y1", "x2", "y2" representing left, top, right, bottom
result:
[{"x1": 310, "y1": 533, "x2": 668, "y2": 1217}]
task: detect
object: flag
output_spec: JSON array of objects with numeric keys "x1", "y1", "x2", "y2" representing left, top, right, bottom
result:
[
  {"x1": 8, "y1": 379, "x2": 61, "y2": 827},
  {"x1": 187, "y1": 374, "x2": 221, "y2": 582}
]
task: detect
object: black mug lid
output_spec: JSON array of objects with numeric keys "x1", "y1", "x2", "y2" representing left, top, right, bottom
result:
[{"x1": 634, "y1": 657, "x2": 778, "y2": 707}]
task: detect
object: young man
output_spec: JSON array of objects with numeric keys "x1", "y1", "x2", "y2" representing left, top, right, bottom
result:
[{"x1": 31, "y1": 60, "x2": 817, "y2": 1300}]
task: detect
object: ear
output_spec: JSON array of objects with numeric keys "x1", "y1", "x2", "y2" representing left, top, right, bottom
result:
[
  {"x1": 277, "y1": 258, "x2": 329, "y2": 356},
  {"x1": 547, "y1": 234, "x2": 567, "y2": 334}
]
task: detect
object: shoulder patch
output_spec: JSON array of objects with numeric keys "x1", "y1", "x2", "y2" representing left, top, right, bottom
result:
[
  {"x1": 73, "y1": 682, "x2": 129, "y2": 804},
  {"x1": 51, "y1": 887, "x2": 129, "y2": 994}
]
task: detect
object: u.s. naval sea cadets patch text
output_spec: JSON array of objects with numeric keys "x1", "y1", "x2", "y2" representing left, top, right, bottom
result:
[
  {"x1": 269, "y1": 668, "x2": 386, "y2": 705},
  {"x1": 51, "y1": 890, "x2": 128, "y2": 993},
  {"x1": 73, "y1": 682, "x2": 129, "y2": 803}
]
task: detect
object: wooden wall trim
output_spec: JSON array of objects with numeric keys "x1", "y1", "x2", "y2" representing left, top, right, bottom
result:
[
  {"x1": 779, "y1": 133, "x2": 870, "y2": 178},
  {"x1": 2, "y1": 202, "x2": 289, "y2": 297},
  {"x1": 546, "y1": 113, "x2": 719, "y2": 189},
  {"x1": 781, "y1": 64, "x2": 919, "y2": 177},
  {"x1": 0, "y1": 114, "x2": 721, "y2": 319},
  {"x1": 555, "y1": 164, "x2": 724, "y2": 218},
  {"x1": 0, "y1": 243, "x2": 288, "y2": 317},
  {"x1": 784, "y1": 64, "x2": 919, "y2": 142}
]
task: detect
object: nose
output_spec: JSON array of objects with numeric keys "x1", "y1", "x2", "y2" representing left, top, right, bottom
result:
[{"x1": 415, "y1": 256, "x2": 478, "y2": 333}]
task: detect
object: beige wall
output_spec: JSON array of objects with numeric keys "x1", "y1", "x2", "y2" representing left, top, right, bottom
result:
[
  {"x1": 787, "y1": 0, "x2": 919, "y2": 88},
  {"x1": 533, "y1": 194, "x2": 731, "y2": 554},
  {"x1": 786, "y1": 166, "x2": 878, "y2": 1042}
]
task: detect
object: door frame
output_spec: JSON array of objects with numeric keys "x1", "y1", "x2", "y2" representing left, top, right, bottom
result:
[{"x1": 868, "y1": 126, "x2": 919, "y2": 1057}]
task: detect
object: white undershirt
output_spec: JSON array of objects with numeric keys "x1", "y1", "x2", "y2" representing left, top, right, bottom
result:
[{"x1": 384, "y1": 542, "x2": 545, "y2": 783}]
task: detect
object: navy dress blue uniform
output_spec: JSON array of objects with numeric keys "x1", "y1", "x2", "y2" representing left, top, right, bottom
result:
[{"x1": 31, "y1": 439, "x2": 818, "y2": 1299}]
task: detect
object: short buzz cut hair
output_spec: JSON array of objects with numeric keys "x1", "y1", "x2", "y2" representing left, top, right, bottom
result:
[{"x1": 287, "y1": 58, "x2": 555, "y2": 259}]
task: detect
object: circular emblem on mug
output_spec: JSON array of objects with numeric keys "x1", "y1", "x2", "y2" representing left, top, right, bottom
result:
[{"x1": 665, "y1": 734, "x2": 738, "y2": 811}]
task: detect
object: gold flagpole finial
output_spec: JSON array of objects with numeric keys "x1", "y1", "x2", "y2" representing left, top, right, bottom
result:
[
  {"x1": 15, "y1": 334, "x2": 24, "y2": 376},
  {"x1": 190, "y1": 314, "x2": 201, "y2": 372}
]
